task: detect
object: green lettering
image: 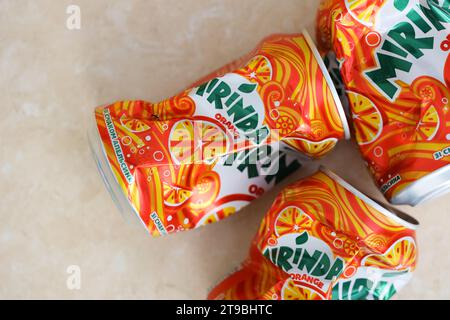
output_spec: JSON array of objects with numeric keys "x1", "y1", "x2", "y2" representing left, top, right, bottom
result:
[
  {"x1": 382, "y1": 40, "x2": 409, "y2": 57},
  {"x1": 443, "y1": 0, "x2": 450, "y2": 11},
  {"x1": 207, "y1": 81, "x2": 231, "y2": 109},
  {"x1": 277, "y1": 247, "x2": 294, "y2": 272},
  {"x1": 206, "y1": 78, "x2": 219, "y2": 93},
  {"x1": 373, "y1": 281, "x2": 397, "y2": 300},
  {"x1": 263, "y1": 248, "x2": 271, "y2": 261},
  {"x1": 394, "y1": 0, "x2": 409, "y2": 11},
  {"x1": 236, "y1": 156, "x2": 259, "y2": 177},
  {"x1": 264, "y1": 153, "x2": 302, "y2": 185},
  {"x1": 296, "y1": 232, "x2": 309, "y2": 245},
  {"x1": 227, "y1": 98, "x2": 257, "y2": 131},
  {"x1": 245, "y1": 126, "x2": 269, "y2": 145},
  {"x1": 270, "y1": 248, "x2": 278, "y2": 264},
  {"x1": 366, "y1": 52, "x2": 412, "y2": 99},
  {"x1": 342, "y1": 281, "x2": 351, "y2": 300},
  {"x1": 332, "y1": 281, "x2": 351, "y2": 300},
  {"x1": 420, "y1": 0, "x2": 450, "y2": 31},
  {"x1": 407, "y1": 9, "x2": 432, "y2": 32},
  {"x1": 325, "y1": 258, "x2": 344, "y2": 280},
  {"x1": 311, "y1": 253, "x2": 331, "y2": 277},
  {"x1": 388, "y1": 22, "x2": 434, "y2": 58},
  {"x1": 196, "y1": 83, "x2": 207, "y2": 97},
  {"x1": 298, "y1": 250, "x2": 321, "y2": 273},
  {"x1": 236, "y1": 149, "x2": 260, "y2": 179},
  {"x1": 351, "y1": 279, "x2": 373, "y2": 300},
  {"x1": 235, "y1": 114, "x2": 259, "y2": 133},
  {"x1": 225, "y1": 92, "x2": 239, "y2": 107},
  {"x1": 292, "y1": 248, "x2": 303, "y2": 265}
]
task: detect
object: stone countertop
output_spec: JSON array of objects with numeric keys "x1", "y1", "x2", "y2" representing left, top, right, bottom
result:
[{"x1": 0, "y1": 0, "x2": 448, "y2": 299}]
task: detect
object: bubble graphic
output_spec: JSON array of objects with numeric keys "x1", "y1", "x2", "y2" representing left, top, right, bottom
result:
[
  {"x1": 121, "y1": 136, "x2": 132, "y2": 146},
  {"x1": 374, "y1": 146, "x2": 383, "y2": 158},
  {"x1": 153, "y1": 151, "x2": 164, "y2": 162},
  {"x1": 333, "y1": 238, "x2": 343, "y2": 249},
  {"x1": 270, "y1": 109, "x2": 280, "y2": 120}
]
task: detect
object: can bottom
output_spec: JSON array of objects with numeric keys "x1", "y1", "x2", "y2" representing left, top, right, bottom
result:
[
  {"x1": 390, "y1": 164, "x2": 450, "y2": 206},
  {"x1": 87, "y1": 112, "x2": 146, "y2": 230}
]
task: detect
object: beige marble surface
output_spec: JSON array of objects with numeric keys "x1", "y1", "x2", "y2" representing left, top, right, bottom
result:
[{"x1": 0, "y1": 0, "x2": 449, "y2": 300}]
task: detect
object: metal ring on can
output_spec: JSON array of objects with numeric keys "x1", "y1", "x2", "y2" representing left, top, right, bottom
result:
[
  {"x1": 333, "y1": 238, "x2": 344, "y2": 249},
  {"x1": 153, "y1": 151, "x2": 164, "y2": 162},
  {"x1": 270, "y1": 109, "x2": 280, "y2": 120},
  {"x1": 121, "y1": 136, "x2": 132, "y2": 146},
  {"x1": 374, "y1": 146, "x2": 384, "y2": 158}
]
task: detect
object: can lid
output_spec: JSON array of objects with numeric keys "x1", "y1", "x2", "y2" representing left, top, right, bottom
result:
[
  {"x1": 391, "y1": 164, "x2": 450, "y2": 206},
  {"x1": 303, "y1": 30, "x2": 351, "y2": 141},
  {"x1": 88, "y1": 111, "x2": 148, "y2": 232},
  {"x1": 320, "y1": 166, "x2": 419, "y2": 230}
]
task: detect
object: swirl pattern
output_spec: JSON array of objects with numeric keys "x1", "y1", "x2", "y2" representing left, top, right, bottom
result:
[
  {"x1": 317, "y1": 0, "x2": 450, "y2": 205},
  {"x1": 93, "y1": 33, "x2": 349, "y2": 237},
  {"x1": 208, "y1": 169, "x2": 418, "y2": 300}
]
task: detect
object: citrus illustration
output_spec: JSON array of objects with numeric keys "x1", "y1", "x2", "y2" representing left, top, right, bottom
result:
[
  {"x1": 412, "y1": 76, "x2": 448, "y2": 105},
  {"x1": 415, "y1": 80, "x2": 438, "y2": 102},
  {"x1": 345, "y1": 0, "x2": 386, "y2": 27},
  {"x1": 240, "y1": 55, "x2": 273, "y2": 85},
  {"x1": 189, "y1": 171, "x2": 221, "y2": 210},
  {"x1": 120, "y1": 115, "x2": 151, "y2": 133},
  {"x1": 412, "y1": 76, "x2": 449, "y2": 116},
  {"x1": 316, "y1": 225, "x2": 359, "y2": 257},
  {"x1": 337, "y1": 234, "x2": 359, "y2": 256},
  {"x1": 271, "y1": 107, "x2": 300, "y2": 136},
  {"x1": 169, "y1": 119, "x2": 229, "y2": 165},
  {"x1": 348, "y1": 91, "x2": 383, "y2": 145},
  {"x1": 362, "y1": 237, "x2": 417, "y2": 271},
  {"x1": 162, "y1": 182, "x2": 193, "y2": 207},
  {"x1": 411, "y1": 105, "x2": 440, "y2": 141},
  {"x1": 364, "y1": 233, "x2": 389, "y2": 253},
  {"x1": 281, "y1": 280, "x2": 322, "y2": 300},
  {"x1": 291, "y1": 138, "x2": 338, "y2": 158},
  {"x1": 195, "y1": 206, "x2": 236, "y2": 227},
  {"x1": 274, "y1": 207, "x2": 313, "y2": 237}
]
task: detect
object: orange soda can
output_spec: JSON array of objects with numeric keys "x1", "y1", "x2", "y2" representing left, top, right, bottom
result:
[
  {"x1": 316, "y1": 0, "x2": 450, "y2": 206},
  {"x1": 208, "y1": 168, "x2": 418, "y2": 300},
  {"x1": 89, "y1": 31, "x2": 350, "y2": 237}
]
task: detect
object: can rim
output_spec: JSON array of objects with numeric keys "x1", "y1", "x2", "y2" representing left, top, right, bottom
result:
[
  {"x1": 303, "y1": 29, "x2": 351, "y2": 141},
  {"x1": 88, "y1": 110, "x2": 148, "y2": 232},
  {"x1": 390, "y1": 163, "x2": 450, "y2": 206},
  {"x1": 320, "y1": 166, "x2": 419, "y2": 230}
]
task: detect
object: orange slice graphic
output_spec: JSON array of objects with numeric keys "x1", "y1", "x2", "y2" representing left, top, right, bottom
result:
[
  {"x1": 163, "y1": 183, "x2": 193, "y2": 207},
  {"x1": 345, "y1": 0, "x2": 387, "y2": 27},
  {"x1": 281, "y1": 280, "x2": 322, "y2": 300},
  {"x1": 242, "y1": 55, "x2": 273, "y2": 84},
  {"x1": 272, "y1": 107, "x2": 300, "y2": 137},
  {"x1": 348, "y1": 91, "x2": 383, "y2": 145},
  {"x1": 362, "y1": 237, "x2": 417, "y2": 271},
  {"x1": 169, "y1": 120, "x2": 229, "y2": 165},
  {"x1": 120, "y1": 115, "x2": 151, "y2": 133},
  {"x1": 275, "y1": 207, "x2": 313, "y2": 237},
  {"x1": 412, "y1": 105, "x2": 440, "y2": 141}
]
